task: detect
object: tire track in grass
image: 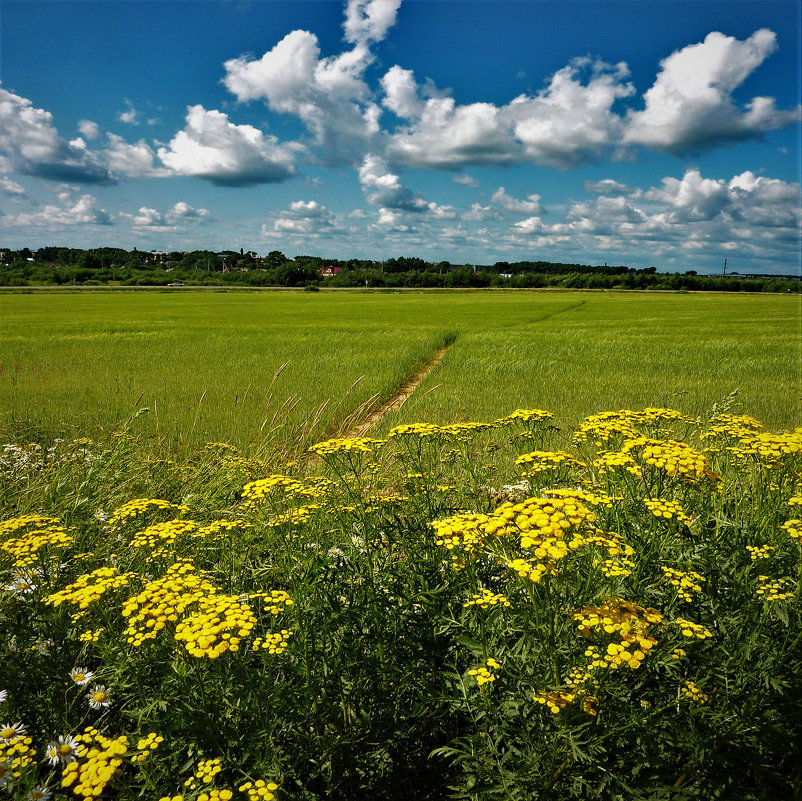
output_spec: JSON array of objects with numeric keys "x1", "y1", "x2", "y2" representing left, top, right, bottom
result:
[{"x1": 343, "y1": 340, "x2": 454, "y2": 437}]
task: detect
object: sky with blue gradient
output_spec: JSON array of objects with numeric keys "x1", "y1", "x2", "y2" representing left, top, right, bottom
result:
[{"x1": 1, "y1": 0, "x2": 800, "y2": 273}]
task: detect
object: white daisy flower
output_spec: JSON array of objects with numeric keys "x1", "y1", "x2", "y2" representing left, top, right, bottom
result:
[
  {"x1": 0, "y1": 690, "x2": 7, "y2": 703},
  {"x1": 28, "y1": 787, "x2": 52, "y2": 801},
  {"x1": 0, "y1": 721, "x2": 26, "y2": 742},
  {"x1": 69, "y1": 667, "x2": 94, "y2": 685},
  {"x1": 86, "y1": 684, "x2": 111, "y2": 710},
  {"x1": 45, "y1": 734, "x2": 79, "y2": 765}
]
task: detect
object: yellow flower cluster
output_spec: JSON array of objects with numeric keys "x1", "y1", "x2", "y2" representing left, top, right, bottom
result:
[
  {"x1": 242, "y1": 475, "x2": 307, "y2": 502},
  {"x1": 514, "y1": 450, "x2": 586, "y2": 474},
  {"x1": 308, "y1": 437, "x2": 384, "y2": 455},
  {"x1": 596, "y1": 556, "x2": 635, "y2": 578},
  {"x1": 573, "y1": 412, "x2": 641, "y2": 446},
  {"x1": 388, "y1": 423, "x2": 444, "y2": 438},
  {"x1": 46, "y1": 567, "x2": 134, "y2": 610},
  {"x1": 198, "y1": 791, "x2": 234, "y2": 801},
  {"x1": 61, "y1": 728, "x2": 128, "y2": 798},
  {"x1": 0, "y1": 516, "x2": 72, "y2": 568},
  {"x1": 464, "y1": 588, "x2": 511, "y2": 609},
  {"x1": 644, "y1": 498, "x2": 691, "y2": 525},
  {"x1": 0, "y1": 731, "x2": 35, "y2": 783},
  {"x1": 622, "y1": 437, "x2": 721, "y2": 484},
  {"x1": 506, "y1": 557, "x2": 555, "y2": 583},
  {"x1": 746, "y1": 544, "x2": 775, "y2": 561},
  {"x1": 0, "y1": 514, "x2": 61, "y2": 536},
  {"x1": 174, "y1": 593, "x2": 256, "y2": 659},
  {"x1": 681, "y1": 680, "x2": 710, "y2": 705},
  {"x1": 239, "y1": 780, "x2": 280, "y2": 801},
  {"x1": 131, "y1": 732, "x2": 163, "y2": 763},
  {"x1": 788, "y1": 495, "x2": 802, "y2": 508},
  {"x1": 533, "y1": 688, "x2": 597, "y2": 716},
  {"x1": 468, "y1": 657, "x2": 501, "y2": 686},
  {"x1": 673, "y1": 618, "x2": 713, "y2": 639},
  {"x1": 593, "y1": 450, "x2": 642, "y2": 477},
  {"x1": 432, "y1": 513, "x2": 505, "y2": 556},
  {"x1": 572, "y1": 597, "x2": 662, "y2": 670},
  {"x1": 109, "y1": 498, "x2": 189, "y2": 528},
  {"x1": 78, "y1": 629, "x2": 104, "y2": 643},
  {"x1": 495, "y1": 408, "x2": 554, "y2": 425},
  {"x1": 494, "y1": 496, "x2": 597, "y2": 546},
  {"x1": 735, "y1": 431, "x2": 802, "y2": 467},
  {"x1": 268, "y1": 506, "x2": 320, "y2": 526},
  {"x1": 781, "y1": 519, "x2": 802, "y2": 542},
  {"x1": 755, "y1": 575, "x2": 795, "y2": 601},
  {"x1": 249, "y1": 589, "x2": 294, "y2": 615},
  {"x1": 661, "y1": 567, "x2": 706, "y2": 602},
  {"x1": 130, "y1": 519, "x2": 198, "y2": 549},
  {"x1": 193, "y1": 758, "x2": 222, "y2": 784},
  {"x1": 251, "y1": 630, "x2": 292, "y2": 654}
]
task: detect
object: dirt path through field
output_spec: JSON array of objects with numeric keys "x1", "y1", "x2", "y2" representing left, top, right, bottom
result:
[{"x1": 345, "y1": 341, "x2": 453, "y2": 436}]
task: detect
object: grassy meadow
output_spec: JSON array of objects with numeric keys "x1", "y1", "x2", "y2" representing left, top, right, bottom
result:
[
  {"x1": 1, "y1": 289, "x2": 801, "y2": 800},
  {"x1": 1, "y1": 290, "x2": 800, "y2": 450}
]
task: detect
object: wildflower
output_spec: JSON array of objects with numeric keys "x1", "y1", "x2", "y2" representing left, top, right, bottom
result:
[
  {"x1": 755, "y1": 575, "x2": 795, "y2": 601},
  {"x1": 78, "y1": 629, "x2": 104, "y2": 643},
  {"x1": 746, "y1": 544, "x2": 775, "y2": 561},
  {"x1": 3, "y1": 574, "x2": 37, "y2": 596},
  {"x1": 681, "y1": 680, "x2": 710, "y2": 705},
  {"x1": 0, "y1": 722, "x2": 26, "y2": 742},
  {"x1": 28, "y1": 786, "x2": 52, "y2": 800},
  {"x1": 0, "y1": 691, "x2": 6, "y2": 703},
  {"x1": 661, "y1": 567, "x2": 706, "y2": 602},
  {"x1": 45, "y1": 735, "x2": 79, "y2": 765},
  {"x1": 781, "y1": 519, "x2": 802, "y2": 542},
  {"x1": 86, "y1": 685, "x2": 111, "y2": 710},
  {"x1": 69, "y1": 668, "x2": 94, "y2": 686},
  {"x1": 467, "y1": 658, "x2": 501, "y2": 687},
  {"x1": 239, "y1": 780, "x2": 280, "y2": 801},
  {"x1": 673, "y1": 618, "x2": 713, "y2": 639},
  {"x1": 464, "y1": 588, "x2": 511, "y2": 609},
  {"x1": 644, "y1": 498, "x2": 692, "y2": 526}
]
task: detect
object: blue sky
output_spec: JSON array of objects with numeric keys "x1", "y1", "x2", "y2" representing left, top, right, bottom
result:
[{"x1": 1, "y1": 0, "x2": 800, "y2": 274}]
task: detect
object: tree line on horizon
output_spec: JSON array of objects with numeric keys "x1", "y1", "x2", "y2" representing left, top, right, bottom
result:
[{"x1": 1, "y1": 246, "x2": 799, "y2": 293}]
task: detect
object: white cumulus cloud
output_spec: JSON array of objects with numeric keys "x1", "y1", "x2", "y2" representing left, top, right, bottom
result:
[
  {"x1": 343, "y1": 0, "x2": 402, "y2": 45},
  {"x1": 0, "y1": 86, "x2": 112, "y2": 183},
  {"x1": 157, "y1": 105, "x2": 297, "y2": 185},
  {"x1": 491, "y1": 187, "x2": 544, "y2": 215},
  {"x1": 624, "y1": 29, "x2": 802, "y2": 153}
]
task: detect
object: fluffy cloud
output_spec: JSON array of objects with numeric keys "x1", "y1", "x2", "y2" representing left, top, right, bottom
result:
[
  {"x1": 117, "y1": 100, "x2": 140, "y2": 125},
  {"x1": 223, "y1": 29, "x2": 380, "y2": 163},
  {"x1": 382, "y1": 59, "x2": 634, "y2": 170},
  {"x1": 119, "y1": 201, "x2": 210, "y2": 229},
  {"x1": 343, "y1": 0, "x2": 401, "y2": 45},
  {"x1": 508, "y1": 167, "x2": 799, "y2": 265},
  {"x1": 358, "y1": 153, "x2": 428, "y2": 210},
  {"x1": 0, "y1": 176, "x2": 26, "y2": 196},
  {"x1": 583, "y1": 179, "x2": 636, "y2": 195},
  {"x1": 0, "y1": 87, "x2": 113, "y2": 183},
  {"x1": 77, "y1": 120, "x2": 100, "y2": 140},
  {"x1": 624, "y1": 30, "x2": 802, "y2": 153},
  {"x1": 157, "y1": 105, "x2": 297, "y2": 185},
  {"x1": 2, "y1": 190, "x2": 111, "y2": 227},
  {"x1": 491, "y1": 187, "x2": 544, "y2": 215},
  {"x1": 269, "y1": 199, "x2": 337, "y2": 234},
  {"x1": 106, "y1": 134, "x2": 170, "y2": 178}
]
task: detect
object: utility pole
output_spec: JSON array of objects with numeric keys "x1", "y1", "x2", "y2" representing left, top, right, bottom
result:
[{"x1": 723, "y1": 258, "x2": 727, "y2": 276}]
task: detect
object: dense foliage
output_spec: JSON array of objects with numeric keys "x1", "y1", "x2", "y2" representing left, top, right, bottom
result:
[
  {"x1": 1, "y1": 406, "x2": 800, "y2": 800},
  {"x1": 1, "y1": 247, "x2": 798, "y2": 292}
]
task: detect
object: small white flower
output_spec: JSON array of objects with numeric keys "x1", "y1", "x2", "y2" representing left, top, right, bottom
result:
[
  {"x1": 0, "y1": 690, "x2": 7, "y2": 703},
  {"x1": 0, "y1": 721, "x2": 26, "y2": 742},
  {"x1": 28, "y1": 786, "x2": 52, "y2": 801},
  {"x1": 69, "y1": 667, "x2": 94, "y2": 685},
  {"x1": 45, "y1": 734, "x2": 79, "y2": 765},
  {"x1": 3, "y1": 575, "x2": 37, "y2": 596},
  {"x1": 86, "y1": 684, "x2": 111, "y2": 710}
]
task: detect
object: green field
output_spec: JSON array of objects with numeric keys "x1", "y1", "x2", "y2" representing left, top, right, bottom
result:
[
  {"x1": 1, "y1": 289, "x2": 800, "y2": 449},
  {"x1": 2, "y1": 288, "x2": 802, "y2": 800}
]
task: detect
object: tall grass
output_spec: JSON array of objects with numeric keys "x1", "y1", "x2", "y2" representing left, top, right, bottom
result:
[{"x1": 1, "y1": 291, "x2": 799, "y2": 452}]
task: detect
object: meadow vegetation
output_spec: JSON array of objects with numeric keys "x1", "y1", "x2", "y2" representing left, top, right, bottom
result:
[
  {"x1": 0, "y1": 405, "x2": 800, "y2": 799},
  {"x1": 0, "y1": 290, "x2": 800, "y2": 799}
]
